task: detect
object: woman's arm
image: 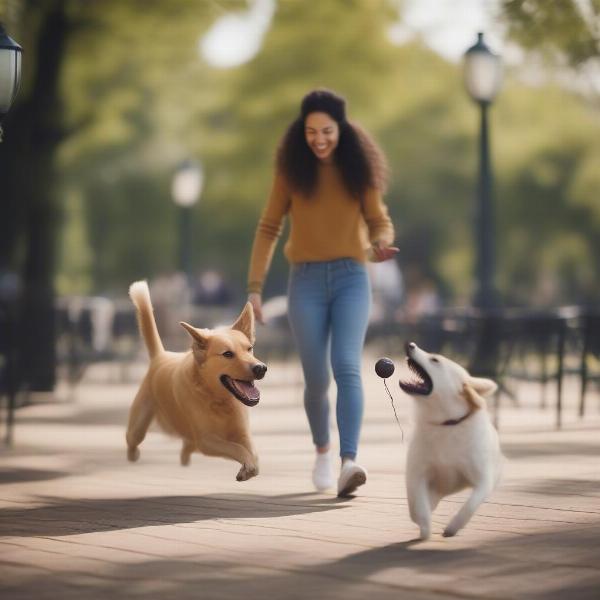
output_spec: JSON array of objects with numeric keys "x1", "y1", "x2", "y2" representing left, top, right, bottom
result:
[
  {"x1": 247, "y1": 173, "x2": 290, "y2": 321},
  {"x1": 363, "y1": 188, "x2": 398, "y2": 261}
]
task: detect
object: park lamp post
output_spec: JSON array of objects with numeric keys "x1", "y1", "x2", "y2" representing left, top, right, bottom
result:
[
  {"x1": 463, "y1": 32, "x2": 503, "y2": 311},
  {"x1": 0, "y1": 22, "x2": 22, "y2": 142},
  {"x1": 171, "y1": 159, "x2": 204, "y2": 283}
]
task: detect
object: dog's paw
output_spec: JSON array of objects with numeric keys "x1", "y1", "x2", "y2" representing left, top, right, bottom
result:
[
  {"x1": 180, "y1": 453, "x2": 191, "y2": 467},
  {"x1": 236, "y1": 463, "x2": 259, "y2": 481},
  {"x1": 127, "y1": 447, "x2": 140, "y2": 462},
  {"x1": 419, "y1": 527, "x2": 431, "y2": 540},
  {"x1": 442, "y1": 526, "x2": 458, "y2": 538}
]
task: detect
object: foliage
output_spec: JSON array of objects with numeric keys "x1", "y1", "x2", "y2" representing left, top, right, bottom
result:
[
  {"x1": 6, "y1": 0, "x2": 600, "y2": 309},
  {"x1": 500, "y1": 0, "x2": 600, "y2": 67}
]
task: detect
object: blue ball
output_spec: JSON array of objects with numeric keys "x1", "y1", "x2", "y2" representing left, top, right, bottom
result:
[{"x1": 375, "y1": 357, "x2": 395, "y2": 379}]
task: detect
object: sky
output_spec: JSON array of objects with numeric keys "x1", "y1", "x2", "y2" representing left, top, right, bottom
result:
[
  {"x1": 199, "y1": 0, "x2": 509, "y2": 69},
  {"x1": 200, "y1": 0, "x2": 276, "y2": 69},
  {"x1": 390, "y1": 0, "x2": 506, "y2": 62}
]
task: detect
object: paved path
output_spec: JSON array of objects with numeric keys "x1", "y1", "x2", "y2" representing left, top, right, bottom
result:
[{"x1": 1, "y1": 354, "x2": 599, "y2": 599}]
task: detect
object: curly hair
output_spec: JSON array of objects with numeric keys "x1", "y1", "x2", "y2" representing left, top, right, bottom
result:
[{"x1": 276, "y1": 89, "x2": 389, "y2": 201}]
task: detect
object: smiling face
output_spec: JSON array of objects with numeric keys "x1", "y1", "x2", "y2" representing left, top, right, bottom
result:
[
  {"x1": 399, "y1": 342, "x2": 498, "y2": 422},
  {"x1": 210, "y1": 330, "x2": 264, "y2": 407},
  {"x1": 180, "y1": 303, "x2": 267, "y2": 407},
  {"x1": 304, "y1": 111, "x2": 340, "y2": 163},
  {"x1": 399, "y1": 342, "x2": 470, "y2": 400}
]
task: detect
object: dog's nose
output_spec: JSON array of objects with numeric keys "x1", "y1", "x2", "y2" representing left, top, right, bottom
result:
[{"x1": 253, "y1": 363, "x2": 267, "y2": 380}]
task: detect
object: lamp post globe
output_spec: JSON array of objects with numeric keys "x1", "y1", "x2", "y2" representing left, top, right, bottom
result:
[
  {"x1": 0, "y1": 22, "x2": 22, "y2": 141},
  {"x1": 464, "y1": 32, "x2": 502, "y2": 105},
  {"x1": 171, "y1": 160, "x2": 204, "y2": 283},
  {"x1": 172, "y1": 159, "x2": 204, "y2": 208},
  {"x1": 463, "y1": 32, "x2": 502, "y2": 311}
]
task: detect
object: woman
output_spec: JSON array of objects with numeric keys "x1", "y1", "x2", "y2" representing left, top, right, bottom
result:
[{"x1": 247, "y1": 89, "x2": 398, "y2": 496}]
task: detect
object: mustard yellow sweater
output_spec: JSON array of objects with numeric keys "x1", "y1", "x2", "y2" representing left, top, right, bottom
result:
[{"x1": 247, "y1": 163, "x2": 395, "y2": 294}]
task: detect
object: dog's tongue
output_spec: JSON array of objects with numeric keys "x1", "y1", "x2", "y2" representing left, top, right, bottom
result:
[{"x1": 234, "y1": 380, "x2": 260, "y2": 402}]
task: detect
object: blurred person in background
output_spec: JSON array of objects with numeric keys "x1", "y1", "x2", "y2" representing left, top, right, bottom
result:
[
  {"x1": 400, "y1": 264, "x2": 442, "y2": 325},
  {"x1": 369, "y1": 258, "x2": 404, "y2": 324},
  {"x1": 150, "y1": 271, "x2": 191, "y2": 350},
  {"x1": 247, "y1": 89, "x2": 398, "y2": 497},
  {"x1": 192, "y1": 269, "x2": 233, "y2": 307}
]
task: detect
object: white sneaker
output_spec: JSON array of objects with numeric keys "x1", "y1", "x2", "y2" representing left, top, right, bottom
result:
[
  {"x1": 337, "y1": 460, "x2": 367, "y2": 497},
  {"x1": 312, "y1": 451, "x2": 333, "y2": 491}
]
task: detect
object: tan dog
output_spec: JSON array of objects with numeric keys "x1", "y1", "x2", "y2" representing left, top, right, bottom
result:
[{"x1": 126, "y1": 281, "x2": 266, "y2": 481}]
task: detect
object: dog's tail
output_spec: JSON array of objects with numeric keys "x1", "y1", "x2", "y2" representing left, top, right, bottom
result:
[{"x1": 129, "y1": 280, "x2": 164, "y2": 358}]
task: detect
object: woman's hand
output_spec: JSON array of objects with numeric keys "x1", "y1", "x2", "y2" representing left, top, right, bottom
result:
[
  {"x1": 248, "y1": 292, "x2": 265, "y2": 324},
  {"x1": 370, "y1": 242, "x2": 399, "y2": 262}
]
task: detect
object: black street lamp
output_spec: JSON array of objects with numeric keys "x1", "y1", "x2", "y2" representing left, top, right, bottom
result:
[
  {"x1": 463, "y1": 32, "x2": 503, "y2": 310},
  {"x1": 171, "y1": 159, "x2": 204, "y2": 283},
  {"x1": 0, "y1": 22, "x2": 22, "y2": 142}
]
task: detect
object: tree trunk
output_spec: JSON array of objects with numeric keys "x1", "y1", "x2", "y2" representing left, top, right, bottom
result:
[{"x1": 0, "y1": 1, "x2": 68, "y2": 392}]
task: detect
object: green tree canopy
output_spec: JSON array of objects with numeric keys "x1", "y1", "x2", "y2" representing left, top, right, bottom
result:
[{"x1": 6, "y1": 0, "x2": 600, "y2": 311}]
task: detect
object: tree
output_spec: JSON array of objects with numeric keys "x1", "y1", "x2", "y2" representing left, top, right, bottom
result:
[
  {"x1": 57, "y1": 0, "x2": 227, "y2": 293},
  {"x1": 57, "y1": 0, "x2": 600, "y2": 307},
  {"x1": 6, "y1": 0, "x2": 600, "y2": 377},
  {"x1": 501, "y1": 0, "x2": 600, "y2": 68},
  {"x1": 0, "y1": 0, "x2": 69, "y2": 391}
]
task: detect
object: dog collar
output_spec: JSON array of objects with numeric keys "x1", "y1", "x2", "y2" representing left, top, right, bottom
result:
[{"x1": 440, "y1": 409, "x2": 474, "y2": 426}]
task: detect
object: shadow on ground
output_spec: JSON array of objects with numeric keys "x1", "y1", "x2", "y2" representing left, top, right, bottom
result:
[
  {"x1": 0, "y1": 468, "x2": 69, "y2": 485},
  {"x1": 0, "y1": 492, "x2": 346, "y2": 538},
  {"x1": 503, "y1": 441, "x2": 600, "y2": 459},
  {"x1": 15, "y1": 405, "x2": 130, "y2": 427},
  {"x1": 2, "y1": 523, "x2": 599, "y2": 600},
  {"x1": 510, "y1": 477, "x2": 600, "y2": 497}
]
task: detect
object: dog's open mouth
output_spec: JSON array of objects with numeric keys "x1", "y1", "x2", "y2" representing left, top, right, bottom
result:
[
  {"x1": 220, "y1": 375, "x2": 260, "y2": 407},
  {"x1": 399, "y1": 358, "x2": 433, "y2": 396}
]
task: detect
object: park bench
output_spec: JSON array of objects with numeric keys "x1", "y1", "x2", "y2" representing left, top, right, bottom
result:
[
  {"x1": 366, "y1": 307, "x2": 584, "y2": 429},
  {"x1": 56, "y1": 296, "x2": 140, "y2": 390},
  {"x1": 578, "y1": 312, "x2": 600, "y2": 418}
]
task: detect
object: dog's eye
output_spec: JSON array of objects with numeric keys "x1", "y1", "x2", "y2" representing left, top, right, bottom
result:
[
  {"x1": 430, "y1": 357, "x2": 439, "y2": 363},
  {"x1": 222, "y1": 351, "x2": 234, "y2": 359},
  {"x1": 248, "y1": 346, "x2": 253, "y2": 353}
]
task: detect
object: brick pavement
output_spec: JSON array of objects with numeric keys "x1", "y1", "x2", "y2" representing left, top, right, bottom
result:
[{"x1": 1, "y1": 354, "x2": 599, "y2": 599}]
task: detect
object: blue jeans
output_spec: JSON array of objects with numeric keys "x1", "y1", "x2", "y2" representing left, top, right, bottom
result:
[{"x1": 287, "y1": 258, "x2": 371, "y2": 460}]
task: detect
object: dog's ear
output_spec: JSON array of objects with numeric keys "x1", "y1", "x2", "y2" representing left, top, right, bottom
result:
[
  {"x1": 461, "y1": 383, "x2": 486, "y2": 411},
  {"x1": 468, "y1": 376, "x2": 498, "y2": 397},
  {"x1": 231, "y1": 302, "x2": 255, "y2": 344},
  {"x1": 180, "y1": 322, "x2": 210, "y2": 349},
  {"x1": 180, "y1": 322, "x2": 210, "y2": 362}
]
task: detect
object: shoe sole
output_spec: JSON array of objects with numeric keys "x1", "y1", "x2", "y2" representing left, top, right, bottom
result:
[{"x1": 337, "y1": 471, "x2": 367, "y2": 497}]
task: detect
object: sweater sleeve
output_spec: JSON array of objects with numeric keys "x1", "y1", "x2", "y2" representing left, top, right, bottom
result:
[
  {"x1": 247, "y1": 173, "x2": 290, "y2": 294},
  {"x1": 363, "y1": 187, "x2": 395, "y2": 247}
]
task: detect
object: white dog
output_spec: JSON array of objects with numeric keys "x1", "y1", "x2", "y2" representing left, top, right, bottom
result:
[{"x1": 399, "y1": 342, "x2": 503, "y2": 539}]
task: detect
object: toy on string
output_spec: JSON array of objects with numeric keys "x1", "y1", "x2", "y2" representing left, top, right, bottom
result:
[{"x1": 375, "y1": 357, "x2": 404, "y2": 442}]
